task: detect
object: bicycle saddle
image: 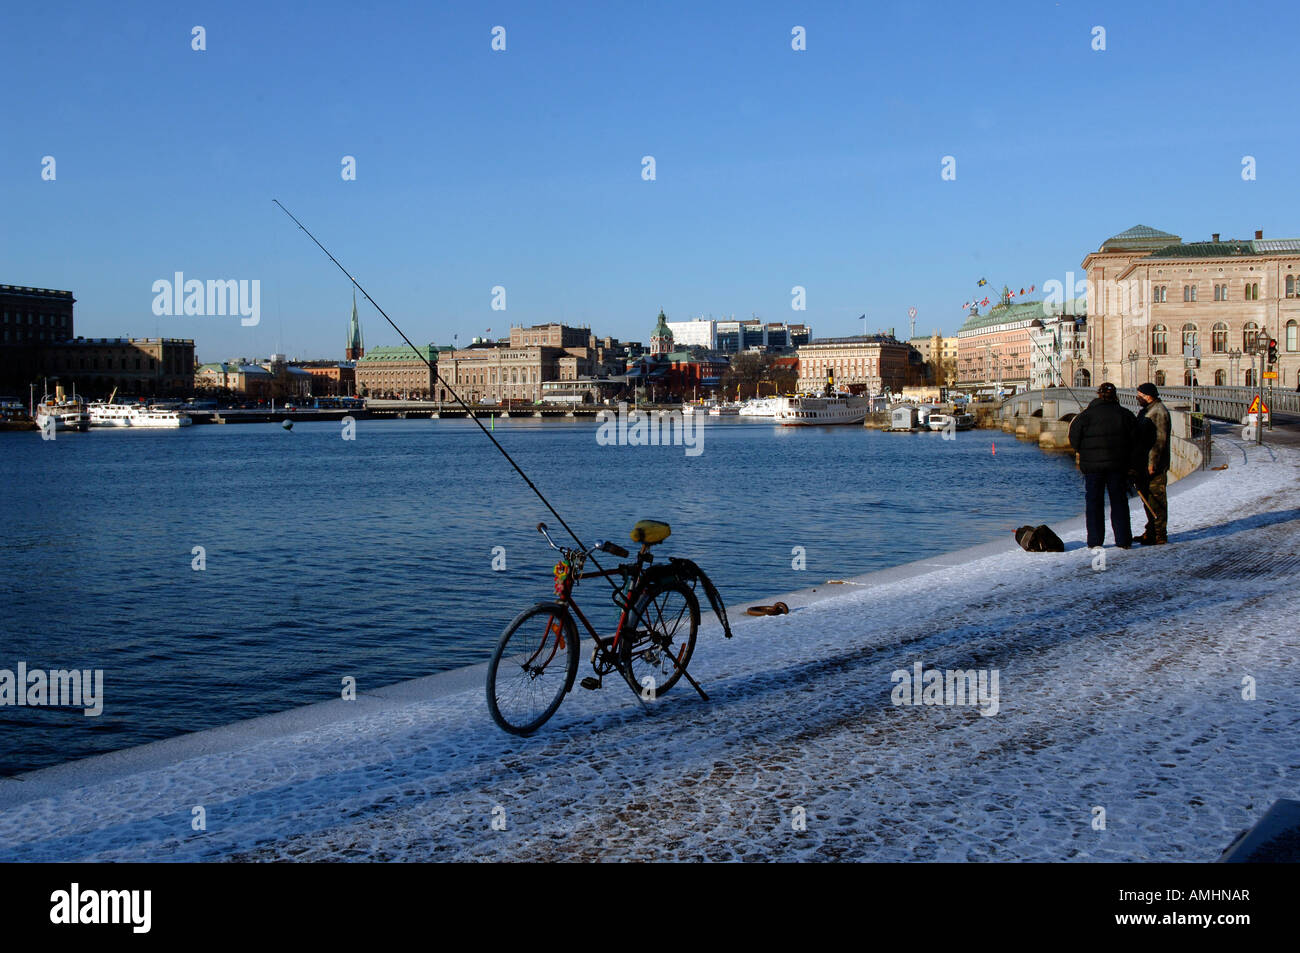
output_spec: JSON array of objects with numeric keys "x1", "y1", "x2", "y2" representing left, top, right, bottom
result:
[{"x1": 630, "y1": 520, "x2": 671, "y2": 545}]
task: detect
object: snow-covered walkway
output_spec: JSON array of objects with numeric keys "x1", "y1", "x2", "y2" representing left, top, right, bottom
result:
[{"x1": 3, "y1": 432, "x2": 1298, "y2": 861}]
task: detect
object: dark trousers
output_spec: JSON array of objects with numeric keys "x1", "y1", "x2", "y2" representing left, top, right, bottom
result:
[
  {"x1": 1083, "y1": 470, "x2": 1132, "y2": 548},
  {"x1": 1135, "y1": 470, "x2": 1168, "y2": 539}
]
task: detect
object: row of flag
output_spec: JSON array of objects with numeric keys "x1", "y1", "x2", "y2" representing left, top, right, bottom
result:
[{"x1": 963, "y1": 281, "x2": 1036, "y2": 312}]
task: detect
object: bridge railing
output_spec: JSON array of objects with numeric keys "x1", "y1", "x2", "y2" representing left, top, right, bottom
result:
[{"x1": 999, "y1": 385, "x2": 1295, "y2": 420}]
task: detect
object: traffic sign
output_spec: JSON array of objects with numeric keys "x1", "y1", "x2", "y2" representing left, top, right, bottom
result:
[
  {"x1": 1263, "y1": 371, "x2": 1278, "y2": 379},
  {"x1": 1248, "y1": 395, "x2": 1271, "y2": 414}
]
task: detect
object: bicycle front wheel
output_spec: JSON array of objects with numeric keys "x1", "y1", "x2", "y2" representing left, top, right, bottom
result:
[
  {"x1": 486, "y1": 604, "x2": 579, "y2": 735},
  {"x1": 619, "y1": 582, "x2": 699, "y2": 700}
]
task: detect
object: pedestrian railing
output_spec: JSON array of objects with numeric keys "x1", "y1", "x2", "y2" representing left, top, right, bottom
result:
[{"x1": 998, "y1": 385, "x2": 1296, "y2": 421}]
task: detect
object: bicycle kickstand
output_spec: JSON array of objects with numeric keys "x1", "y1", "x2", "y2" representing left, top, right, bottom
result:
[{"x1": 671, "y1": 655, "x2": 709, "y2": 703}]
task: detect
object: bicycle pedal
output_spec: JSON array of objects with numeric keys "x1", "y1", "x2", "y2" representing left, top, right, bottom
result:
[{"x1": 579, "y1": 676, "x2": 602, "y2": 691}]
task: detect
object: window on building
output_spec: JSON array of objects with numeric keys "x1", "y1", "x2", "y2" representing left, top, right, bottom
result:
[
  {"x1": 1287, "y1": 275, "x2": 1295, "y2": 298},
  {"x1": 1212, "y1": 322, "x2": 1228, "y2": 353},
  {"x1": 1287, "y1": 320, "x2": 1298, "y2": 352},
  {"x1": 1215, "y1": 368, "x2": 1226, "y2": 385},
  {"x1": 1152, "y1": 325, "x2": 1168, "y2": 355},
  {"x1": 1243, "y1": 322, "x2": 1260, "y2": 350},
  {"x1": 1245, "y1": 368, "x2": 1256, "y2": 386},
  {"x1": 1182, "y1": 324, "x2": 1198, "y2": 351},
  {"x1": 1245, "y1": 281, "x2": 1260, "y2": 300}
]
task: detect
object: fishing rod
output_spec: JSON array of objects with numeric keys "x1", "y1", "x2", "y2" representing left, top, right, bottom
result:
[
  {"x1": 272, "y1": 199, "x2": 608, "y2": 576},
  {"x1": 1024, "y1": 326, "x2": 1089, "y2": 410}
]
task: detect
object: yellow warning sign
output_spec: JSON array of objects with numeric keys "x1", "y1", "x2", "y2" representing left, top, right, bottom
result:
[
  {"x1": 1247, "y1": 395, "x2": 1271, "y2": 414},
  {"x1": 1263, "y1": 371, "x2": 1278, "y2": 379}
]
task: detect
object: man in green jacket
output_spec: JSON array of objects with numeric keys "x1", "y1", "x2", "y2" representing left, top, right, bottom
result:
[{"x1": 1133, "y1": 382, "x2": 1171, "y2": 545}]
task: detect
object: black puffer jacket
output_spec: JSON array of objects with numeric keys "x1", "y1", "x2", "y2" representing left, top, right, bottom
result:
[{"x1": 1068, "y1": 397, "x2": 1137, "y2": 473}]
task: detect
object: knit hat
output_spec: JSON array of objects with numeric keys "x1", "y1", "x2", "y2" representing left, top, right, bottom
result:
[{"x1": 1137, "y1": 382, "x2": 1159, "y2": 398}]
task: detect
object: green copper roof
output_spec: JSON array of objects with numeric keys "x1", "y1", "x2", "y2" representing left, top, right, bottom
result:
[
  {"x1": 1100, "y1": 224, "x2": 1181, "y2": 252},
  {"x1": 957, "y1": 297, "x2": 1086, "y2": 335},
  {"x1": 356, "y1": 344, "x2": 439, "y2": 363},
  {"x1": 652, "y1": 309, "x2": 673, "y2": 338},
  {"x1": 1143, "y1": 238, "x2": 1300, "y2": 259}
]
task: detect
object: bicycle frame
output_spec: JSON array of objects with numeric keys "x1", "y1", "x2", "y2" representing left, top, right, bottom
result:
[{"x1": 553, "y1": 551, "x2": 646, "y2": 660}]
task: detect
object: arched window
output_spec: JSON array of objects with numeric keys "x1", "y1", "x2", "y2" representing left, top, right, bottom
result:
[
  {"x1": 1214, "y1": 368, "x2": 1226, "y2": 385},
  {"x1": 1245, "y1": 368, "x2": 1256, "y2": 387},
  {"x1": 1074, "y1": 368, "x2": 1091, "y2": 387},
  {"x1": 1287, "y1": 320, "x2": 1298, "y2": 352},
  {"x1": 1182, "y1": 323, "x2": 1198, "y2": 351},
  {"x1": 1245, "y1": 282, "x2": 1260, "y2": 301},
  {"x1": 1287, "y1": 275, "x2": 1295, "y2": 298},
  {"x1": 1184, "y1": 369, "x2": 1194, "y2": 385},
  {"x1": 1152, "y1": 325, "x2": 1168, "y2": 355},
  {"x1": 1243, "y1": 322, "x2": 1260, "y2": 350},
  {"x1": 1155, "y1": 370, "x2": 1166, "y2": 386},
  {"x1": 1212, "y1": 322, "x2": 1228, "y2": 353}
]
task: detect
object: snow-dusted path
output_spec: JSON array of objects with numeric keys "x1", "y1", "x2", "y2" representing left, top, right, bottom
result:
[{"x1": 3, "y1": 434, "x2": 1298, "y2": 861}]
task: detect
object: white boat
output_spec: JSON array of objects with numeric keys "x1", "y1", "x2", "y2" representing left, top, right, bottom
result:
[
  {"x1": 707, "y1": 402, "x2": 740, "y2": 416},
  {"x1": 738, "y1": 397, "x2": 781, "y2": 417},
  {"x1": 134, "y1": 406, "x2": 192, "y2": 428},
  {"x1": 88, "y1": 402, "x2": 192, "y2": 428},
  {"x1": 915, "y1": 404, "x2": 943, "y2": 429},
  {"x1": 34, "y1": 395, "x2": 89, "y2": 432},
  {"x1": 926, "y1": 412, "x2": 975, "y2": 432},
  {"x1": 775, "y1": 393, "x2": 869, "y2": 426}
]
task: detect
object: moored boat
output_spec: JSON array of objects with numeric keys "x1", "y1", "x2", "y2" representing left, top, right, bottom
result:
[
  {"x1": 34, "y1": 394, "x2": 89, "y2": 432},
  {"x1": 88, "y1": 402, "x2": 192, "y2": 428},
  {"x1": 738, "y1": 396, "x2": 780, "y2": 417},
  {"x1": 775, "y1": 393, "x2": 869, "y2": 426}
]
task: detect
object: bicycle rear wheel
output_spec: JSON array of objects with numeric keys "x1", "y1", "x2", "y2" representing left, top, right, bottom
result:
[
  {"x1": 619, "y1": 582, "x2": 699, "y2": 700},
  {"x1": 486, "y1": 604, "x2": 579, "y2": 735}
]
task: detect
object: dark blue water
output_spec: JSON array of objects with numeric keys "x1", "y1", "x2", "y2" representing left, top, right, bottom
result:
[{"x1": 0, "y1": 417, "x2": 1082, "y2": 775}]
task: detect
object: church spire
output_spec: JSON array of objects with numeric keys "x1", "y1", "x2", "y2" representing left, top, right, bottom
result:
[{"x1": 346, "y1": 290, "x2": 364, "y2": 360}]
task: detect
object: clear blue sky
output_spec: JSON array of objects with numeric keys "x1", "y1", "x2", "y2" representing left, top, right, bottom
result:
[{"x1": 3, "y1": 0, "x2": 1297, "y2": 363}]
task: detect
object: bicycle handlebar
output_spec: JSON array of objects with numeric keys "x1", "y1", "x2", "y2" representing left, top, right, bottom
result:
[{"x1": 537, "y1": 522, "x2": 629, "y2": 560}]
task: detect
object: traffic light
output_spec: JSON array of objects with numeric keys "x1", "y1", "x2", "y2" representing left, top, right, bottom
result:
[{"x1": 1268, "y1": 338, "x2": 1279, "y2": 365}]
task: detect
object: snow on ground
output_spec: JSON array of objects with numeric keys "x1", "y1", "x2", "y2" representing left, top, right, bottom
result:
[{"x1": 2, "y1": 432, "x2": 1298, "y2": 861}]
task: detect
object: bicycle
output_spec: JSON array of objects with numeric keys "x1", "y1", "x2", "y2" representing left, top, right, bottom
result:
[{"x1": 485, "y1": 519, "x2": 733, "y2": 735}]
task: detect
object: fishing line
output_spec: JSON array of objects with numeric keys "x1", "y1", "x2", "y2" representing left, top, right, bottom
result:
[{"x1": 272, "y1": 200, "x2": 617, "y2": 586}]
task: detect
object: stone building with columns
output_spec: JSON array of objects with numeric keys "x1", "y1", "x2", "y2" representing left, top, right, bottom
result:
[{"x1": 1081, "y1": 225, "x2": 1300, "y2": 389}]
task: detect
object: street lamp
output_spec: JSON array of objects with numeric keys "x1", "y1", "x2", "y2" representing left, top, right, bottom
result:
[
  {"x1": 1127, "y1": 349, "x2": 1139, "y2": 388},
  {"x1": 1228, "y1": 348, "x2": 1242, "y2": 387}
]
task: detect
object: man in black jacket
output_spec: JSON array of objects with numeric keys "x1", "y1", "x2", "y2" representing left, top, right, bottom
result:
[{"x1": 1068, "y1": 382, "x2": 1138, "y2": 549}]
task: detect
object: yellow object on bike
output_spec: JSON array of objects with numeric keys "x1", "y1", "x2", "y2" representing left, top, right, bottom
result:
[{"x1": 630, "y1": 520, "x2": 671, "y2": 545}]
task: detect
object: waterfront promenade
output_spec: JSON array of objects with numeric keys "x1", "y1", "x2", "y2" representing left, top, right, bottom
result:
[{"x1": 1, "y1": 429, "x2": 1297, "y2": 861}]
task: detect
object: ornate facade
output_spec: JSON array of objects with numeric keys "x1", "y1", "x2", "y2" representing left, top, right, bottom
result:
[{"x1": 1082, "y1": 225, "x2": 1300, "y2": 388}]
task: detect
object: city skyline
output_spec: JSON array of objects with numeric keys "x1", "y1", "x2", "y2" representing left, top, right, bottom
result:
[{"x1": 4, "y1": 0, "x2": 1298, "y2": 362}]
